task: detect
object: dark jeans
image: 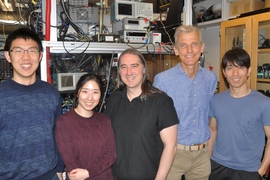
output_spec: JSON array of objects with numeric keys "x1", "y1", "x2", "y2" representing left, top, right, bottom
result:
[
  {"x1": 209, "y1": 160, "x2": 262, "y2": 180},
  {"x1": 114, "y1": 174, "x2": 153, "y2": 180}
]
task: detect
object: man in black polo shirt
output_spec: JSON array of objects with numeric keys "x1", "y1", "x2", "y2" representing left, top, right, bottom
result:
[{"x1": 103, "y1": 48, "x2": 179, "y2": 180}]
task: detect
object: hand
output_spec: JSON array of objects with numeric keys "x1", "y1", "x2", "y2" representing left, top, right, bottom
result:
[
  {"x1": 258, "y1": 169, "x2": 264, "y2": 177},
  {"x1": 57, "y1": 172, "x2": 63, "y2": 180},
  {"x1": 68, "y1": 168, "x2": 89, "y2": 180}
]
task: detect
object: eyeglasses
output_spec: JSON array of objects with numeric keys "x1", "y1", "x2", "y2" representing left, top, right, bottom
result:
[{"x1": 9, "y1": 47, "x2": 40, "y2": 56}]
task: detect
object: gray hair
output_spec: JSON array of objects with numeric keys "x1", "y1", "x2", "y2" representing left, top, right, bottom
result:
[{"x1": 174, "y1": 25, "x2": 202, "y2": 48}]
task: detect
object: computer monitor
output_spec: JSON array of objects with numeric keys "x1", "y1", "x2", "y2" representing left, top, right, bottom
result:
[{"x1": 141, "y1": 0, "x2": 160, "y2": 13}]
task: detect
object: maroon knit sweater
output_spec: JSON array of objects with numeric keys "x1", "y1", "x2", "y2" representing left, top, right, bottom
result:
[{"x1": 55, "y1": 110, "x2": 116, "y2": 180}]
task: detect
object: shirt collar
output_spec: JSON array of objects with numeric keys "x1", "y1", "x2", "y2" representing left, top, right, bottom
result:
[
  {"x1": 120, "y1": 88, "x2": 141, "y2": 101},
  {"x1": 175, "y1": 62, "x2": 202, "y2": 74}
]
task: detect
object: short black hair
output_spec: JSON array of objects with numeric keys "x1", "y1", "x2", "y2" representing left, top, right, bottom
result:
[
  {"x1": 4, "y1": 27, "x2": 43, "y2": 52},
  {"x1": 221, "y1": 48, "x2": 250, "y2": 70}
]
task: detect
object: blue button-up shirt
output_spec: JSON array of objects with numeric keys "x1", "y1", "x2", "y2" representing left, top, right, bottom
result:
[{"x1": 153, "y1": 63, "x2": 217, "y2": 145}]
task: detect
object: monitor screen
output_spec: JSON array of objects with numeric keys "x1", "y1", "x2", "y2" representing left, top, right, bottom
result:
[
  {"x1": 61, "y1": 75, "x2": 73, "y2": 88},
  {"x1": 118, "y1": 3, "x2": 132, "y2": 16}
]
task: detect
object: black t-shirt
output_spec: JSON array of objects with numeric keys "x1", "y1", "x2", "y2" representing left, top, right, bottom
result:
[{"x1": 103, "y1": 89, "x2": 179, "y2": 180}]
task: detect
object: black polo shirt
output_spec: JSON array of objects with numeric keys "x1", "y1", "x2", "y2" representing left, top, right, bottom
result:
[{"x1": 103, "y1": 88, "x2": 179, "y2": 180}]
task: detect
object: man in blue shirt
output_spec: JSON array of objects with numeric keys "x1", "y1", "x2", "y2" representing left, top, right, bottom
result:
[
  {"x1": 154, "y1": 25, "x2": 217, "y2": 180},
  {"x1": 208, "y1": 48, "x2": 270, "y2": 180},
  {"x1": 0, "y1": 28, "x2": 64, "y2": 180}
]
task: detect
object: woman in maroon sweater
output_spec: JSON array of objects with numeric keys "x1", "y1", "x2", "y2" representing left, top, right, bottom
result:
[{"x1": 55, "y1": 74, "x2": 116, "y2": 180}]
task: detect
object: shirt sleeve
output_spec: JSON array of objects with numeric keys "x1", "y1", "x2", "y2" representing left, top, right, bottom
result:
[
  {"x1": 261, "y1": 97, "x2": 270, "y2": 126},
  {"x1": 54, "y1": 94, "x2": 65, "y2": 172},
  {"x1": 210, "y1": 73, "x2": 218, "y2": 95},
  {"x1": 209, "y1": 96, "x2": 215, "y2": 118},
  {"x1": 156, "y1": 94, "x2": 179, "y2": 131},
  {"x1": 55, "y1": 116, "x2": 80, "y2": 173}
]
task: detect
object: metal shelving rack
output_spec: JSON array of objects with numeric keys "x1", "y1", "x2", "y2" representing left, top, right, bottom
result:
[{"x1": 40, "y1": 41, "x2": 173, "y2": 81}]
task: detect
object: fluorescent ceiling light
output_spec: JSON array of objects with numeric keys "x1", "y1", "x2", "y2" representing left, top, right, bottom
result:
[
  {"x1": 0, "y1": 19, "x2": 26, "y2": 24},
  {"x1": 95, "y1": 2, "x2": 105, "y2": 6}
]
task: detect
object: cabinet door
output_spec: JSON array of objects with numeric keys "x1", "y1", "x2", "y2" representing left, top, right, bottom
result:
[
  {"x1": 220, "y1": 16, "x2": 252, "y2": 92},
  {"x1": 252, "y1": 12, "x2": 270, "y2": 92}
]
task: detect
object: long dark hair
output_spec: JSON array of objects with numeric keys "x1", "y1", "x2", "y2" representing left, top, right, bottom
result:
[
  {"x1": 73, "y1": 73, "x2": 103, "y2": 108},
  {"x1": 117, "y1": 48, "x2": 163, "y2": 101}
]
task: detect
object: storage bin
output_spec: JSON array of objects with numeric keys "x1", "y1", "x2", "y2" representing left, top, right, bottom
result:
[{"x1": 230, "y1": 0, "x2": 265, "y2": 16}]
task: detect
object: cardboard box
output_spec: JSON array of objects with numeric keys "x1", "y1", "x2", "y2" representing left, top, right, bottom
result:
[
  {"x1": 265, "y1": 0, "x2": 270, "y2": 8},
  {"x1": 230, "y1": 0, "x2": 265, "y2": 16}
]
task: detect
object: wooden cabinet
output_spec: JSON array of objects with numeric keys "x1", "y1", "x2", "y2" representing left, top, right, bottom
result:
[
  {"x1": 220, "y1": 12, "x2": 270, "y2": 92},
  {"x1": 145, "y1": 54, "x2": 179, "y2": 83},
  {"x1": 253, "y1": 13, "x2": 270, "y2": 92}
]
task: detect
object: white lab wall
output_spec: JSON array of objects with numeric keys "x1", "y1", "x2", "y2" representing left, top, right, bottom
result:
[{"x1": 201, "y1": 26, "x2": 220, "y2": 79}]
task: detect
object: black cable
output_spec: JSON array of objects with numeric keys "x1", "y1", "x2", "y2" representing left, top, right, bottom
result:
[
  {"x1": 58, "y1": 11, "x2": 70, "y2": 41},
  {"x1": 60, "y1": 0, "x2": 85, "y2": 35},
  {"x1": 125, "y1": 42, "x2": 146, "y2": 49},
  {"x1": 99, "y1": 52, "x2": 115, "y2": 112},
  {"x1": 161, "y1": 43, "x2": 174, "y2": 53},
  {"x1": 146, "y1": 43, "x2": 155, "y2": 55},
  {"x1": 62, "y1": 40, "x2": 91, "y2": 56}
]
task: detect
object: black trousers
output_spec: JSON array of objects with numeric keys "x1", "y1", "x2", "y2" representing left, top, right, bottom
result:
[{"x1": 209, "y1": 159, "x2": 262, "y2": 180}]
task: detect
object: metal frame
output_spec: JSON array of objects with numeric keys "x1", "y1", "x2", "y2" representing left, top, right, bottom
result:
[{"x1": 40, "y1": 41, "x2": 173, "y2": 81}]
